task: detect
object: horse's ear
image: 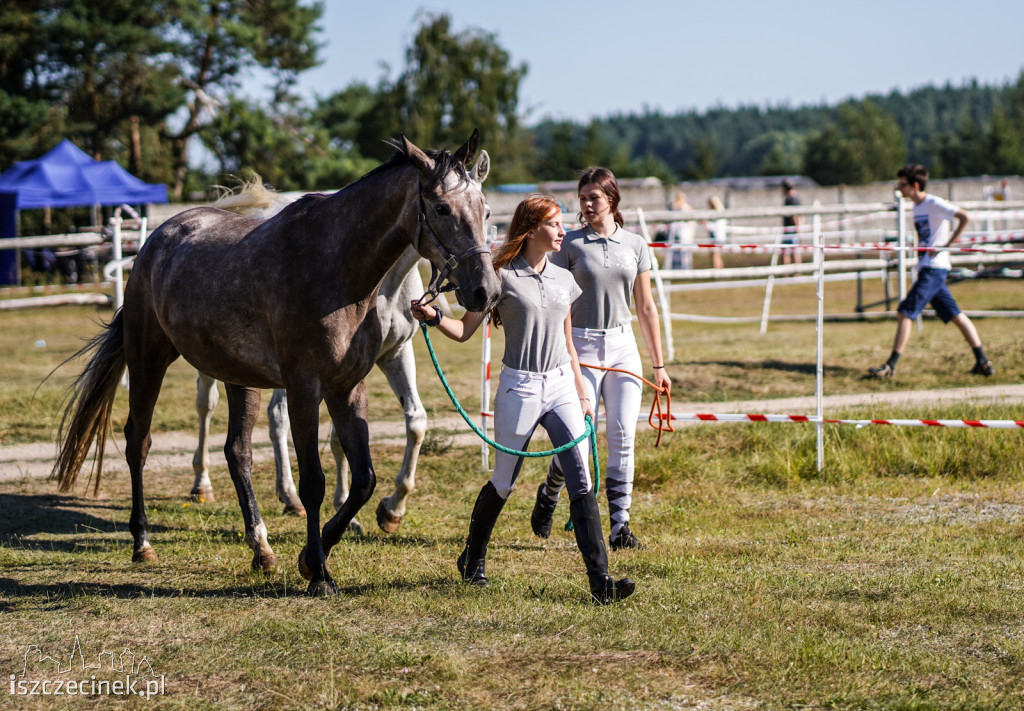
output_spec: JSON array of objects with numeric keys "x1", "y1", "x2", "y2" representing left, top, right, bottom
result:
[
  {"x1": 401, "y1": 134, "x2": 435, "y2": 174},
  {"x1": 470, "y1": 149, "x2": 490, "y2": 184},
  {"x1": 452, "y1": 129, "x2": 481, "y2": 167}
]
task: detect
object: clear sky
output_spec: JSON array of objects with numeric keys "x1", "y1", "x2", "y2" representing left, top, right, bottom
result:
[{"x1": 263, "y1": 0, "x2": 1024, "y2": 124}]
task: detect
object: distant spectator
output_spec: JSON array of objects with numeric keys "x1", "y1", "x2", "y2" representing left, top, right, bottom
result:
[
  {"x1": 665, "y1": 191, "x2": 695, "y2": 270},
  {"x1": 781, "y1": 179, "x2": 802, "y2": 265},
  {"x1": 868, "y1": 164, "x2": 994, "y2": 379},
  {"x1": 704, "y1": 195, "x2": 726, "y2": 270},
  {"x1": 983, "y1": 178, "x2": 1010, "y2": 202}
]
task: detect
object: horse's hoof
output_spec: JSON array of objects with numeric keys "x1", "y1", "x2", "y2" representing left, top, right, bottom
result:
[
  {"x1": 253, "y1": 551, "x2": 278, "y2": 573},
  {"x1": 376, "y1": 499, "x2": 403, "y2": 534},
  {"x1": 347, "y1": 519, "x2": 364, "y2": 536},
  {"x1": 132, "y1": 546, "x2": 157, "y2": 563},
  {"x1": 306, "y1": 579, "x2": 338, "y2": 597},
  {"x1": 190, "y1": 486, "x2": 215, "y2": 504},
  {"x1": 297, "y1": 547, "x2": 313, "y2": 580},
  {"x1": 282, "y1": 503, "x2": 306, "y2": 517}
]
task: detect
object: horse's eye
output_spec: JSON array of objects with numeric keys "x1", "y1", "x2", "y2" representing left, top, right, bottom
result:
[
  {"x1": 435, "y1": 203, "x2": 452, "y2": 217},
  {"x1": 485, "y1": 207, "x2": 491, "y2": 221}
]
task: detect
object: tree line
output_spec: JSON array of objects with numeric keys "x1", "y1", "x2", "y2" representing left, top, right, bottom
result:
[{"x1": 2, "y1": 3, "x2": 1022, "y2": 203}]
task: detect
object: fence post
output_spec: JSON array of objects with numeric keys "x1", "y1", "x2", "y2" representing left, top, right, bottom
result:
[
  {"x1": 480, "y1": 318, "x2": 491, "y2": 471},
  {"x1": 896, "y1": 192, "x2": 908, "y2": 302},
  {"x1": 759, "y1": 230, "x2": 783, "y2": 334},
  {"x1": 813, "y1": 208, "x2": 824, "y2": 473},
  {"x1": 636, "y1": 208, "x2": 674, "y2": 362},
  {"x1": 111, "y1": 214, "x2": 124, "y2": 312}
]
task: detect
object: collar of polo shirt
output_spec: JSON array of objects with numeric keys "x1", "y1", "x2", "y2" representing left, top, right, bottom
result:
[
  {"x1": 511, "y1": 254, "x2": 556, "y2": 279},
  {"x1": 582, "y1": 224, "x2": 623, "y2": 243}
]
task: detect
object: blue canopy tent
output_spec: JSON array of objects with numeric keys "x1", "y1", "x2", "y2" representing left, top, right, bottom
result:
[{"x1": 0, "y1": 139, "x2": 169, "y2": 284}]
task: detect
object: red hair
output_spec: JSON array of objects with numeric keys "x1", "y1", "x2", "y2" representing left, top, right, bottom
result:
[
  {"x1": 492, "y1": 194, "x2": 560, "y2": 271},
  {"x1": 489, "y1": 194, "x2": 561, "y2": 326}
]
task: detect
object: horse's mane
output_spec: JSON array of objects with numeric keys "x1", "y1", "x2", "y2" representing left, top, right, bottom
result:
[
  {"x1": 211, "y1": 175, "x2": 295, "y2": 218},
  {"x1": 340, "y1": 139, "x2": 471, "y2": 196}
]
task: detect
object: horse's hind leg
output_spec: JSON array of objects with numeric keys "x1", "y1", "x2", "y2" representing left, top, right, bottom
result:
[
  {"x1": 191, "y1": 372, "x2": 219, "y2": 503},
  {"x1": 124, "y1": 334, "x2": 178, "y2": 563},
  {"x1": 375, "y1": 341, "x2": 426, "y2": 534},
  {"x1": 322, "y1": 383, "x2": 376, "y2": 555},
  {"x1": 223, "y1": 384, "x2": 277, "y2": 573},
  {"x1": 267, "y1": 388, "x2": 305, "y2": 516}
]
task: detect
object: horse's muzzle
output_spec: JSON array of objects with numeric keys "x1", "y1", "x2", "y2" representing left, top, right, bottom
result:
[{"x1": 452, "y1": 257, "x2": 501, "y2": 313}]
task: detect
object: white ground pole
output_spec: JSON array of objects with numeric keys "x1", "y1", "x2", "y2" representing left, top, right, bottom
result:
[
  {"x1": 814, "y1": 210, "x2": 825, "y2": 472},
  {"x1": 636, "y1": 208, "x2": 674, "y2": 362}
]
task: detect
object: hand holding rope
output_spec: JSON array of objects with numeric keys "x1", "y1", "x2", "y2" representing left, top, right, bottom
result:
[{"x1": 578, "y1": 362, "x2": 675, "y2": 446}]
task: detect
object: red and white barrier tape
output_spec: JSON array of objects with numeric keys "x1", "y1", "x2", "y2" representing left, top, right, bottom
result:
[
  {"x1": 661, "y1": 412, "x2": 1024, "y2": 429},
  {"x1": 479, "y1": 409, "x2": 1024, "y2": 429},
  {"x1": 648, "y1": 231, "x2": 1024, "y2": 254}
]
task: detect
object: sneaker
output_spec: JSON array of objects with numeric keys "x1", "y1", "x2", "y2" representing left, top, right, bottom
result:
[
  {"x1": 971, "y1": 360, "x2": 995, "y2": 377},
  {"x1": 609, "y1": 524, "x2": 644, "y2": 551},
  {"x1": 867, "y1": 363, "x2": 894, "y2": 379}
]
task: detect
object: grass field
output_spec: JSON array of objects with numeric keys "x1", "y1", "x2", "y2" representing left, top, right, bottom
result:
[{"x1": 1, "y1": 278, "x2": 1023, "y2": 709}]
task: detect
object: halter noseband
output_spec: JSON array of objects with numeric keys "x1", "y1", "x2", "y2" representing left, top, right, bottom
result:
[{"x1": 413, "y1": 188, "x2": 491, "y2": 304}]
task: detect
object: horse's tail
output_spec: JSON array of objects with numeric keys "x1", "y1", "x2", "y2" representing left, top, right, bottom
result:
[{"x1": 52, "y1": 310, "x2": 127, "y2": 495}]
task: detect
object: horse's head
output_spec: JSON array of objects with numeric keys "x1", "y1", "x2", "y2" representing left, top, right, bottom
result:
[{"x1": 401, "y1": 130, "x2": 501, "y2": 313}]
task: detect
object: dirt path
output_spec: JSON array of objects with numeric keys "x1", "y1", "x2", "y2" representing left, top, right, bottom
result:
[{"x1": 3, "y1": 384, "x2": 1021, "y2": 482}]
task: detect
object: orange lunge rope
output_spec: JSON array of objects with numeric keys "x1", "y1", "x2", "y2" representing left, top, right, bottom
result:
[{"x1": 578, "y1": 363, "x2": 674, "y2": 447}]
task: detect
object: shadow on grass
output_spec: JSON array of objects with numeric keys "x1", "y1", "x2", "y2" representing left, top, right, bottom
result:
[
  {"x1": 688, "y1": 359, "x2": 859, "y2": 377},
  {"x1": 0, "y1": 576, "x2": 306, "y2": 600},
  {"x1": 0, "y1": 573, "x2": 457, "y2": 601},
  {"x1": 0, "y1": 493, "x2": 173, "y2": 552}
]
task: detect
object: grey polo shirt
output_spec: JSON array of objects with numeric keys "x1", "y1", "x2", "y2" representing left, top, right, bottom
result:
[
  {"x1": 495, "y1": 255, "x2": 582, "y2": 372},
  {"x1": 549, "y1": 225, "x2": 652, "y2": 329}
]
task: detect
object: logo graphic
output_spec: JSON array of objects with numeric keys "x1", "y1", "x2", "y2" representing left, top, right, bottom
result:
[
  {"x1": 914, "y1": 215, "x2": 932, "y2": 245},
  {"x1": 612, "y1": 248, "x2": 636, "y2": 271},
  {"x1": 8, "y1": 636, "x2": 165, "y2": 700},
  {"x1": 549, "y1": 284, "x2": 573, "y2": 306}
]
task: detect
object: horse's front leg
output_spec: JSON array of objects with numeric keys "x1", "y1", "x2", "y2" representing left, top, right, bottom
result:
[
  {"x1": 223, "y1": 384, "x2": 276, "y2": 573},
  {"x1": 322, "y1": 382, "x2": 376, "y2": 555},
  {"x1": 267, "y1": 388, "x2": 305, "y2": 516},
  {"x1": 289, "y1": 385, "x2": 336, "y2": 596},
  {"x1": 375, "y1": 341, "x2": 426, "y2": 534},
  {"x1": 191, "y1": 372, "x2": 219, "y2": 503},
  {"x1": 329, "y1": 429, "x2": 363, "y2": 534}
]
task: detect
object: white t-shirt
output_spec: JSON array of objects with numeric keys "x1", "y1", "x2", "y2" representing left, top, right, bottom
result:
[{"x1": 913, "y1": 194, "x2": 959, "y2": 271}]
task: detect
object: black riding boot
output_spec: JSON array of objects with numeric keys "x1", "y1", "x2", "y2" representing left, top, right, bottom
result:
[
  {"x1": 531, "y1": 482, "x2": 559, "y2": 539},
  {"x1": 457, "y1": 481, "x2": 507, "y2": 587},
  {"x1": 569, "y1": 493, "x2": 637, "y2": 604}
]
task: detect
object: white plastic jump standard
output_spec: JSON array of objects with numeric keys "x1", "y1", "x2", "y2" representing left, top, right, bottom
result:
[
  {"x1": 813, "y1": 211, "x2": 824, "y2": 472},
  {"x1": 637, "y1": 207, "x2": 674, "y2": 363},
  {"x1": 480, "y1": 318, "x2": 491, "y2": 470}
]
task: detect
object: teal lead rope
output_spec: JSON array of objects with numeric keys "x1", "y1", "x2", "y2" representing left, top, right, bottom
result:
[{"x1": 419, "y1": 324, "x2": 601, "y2": 501}]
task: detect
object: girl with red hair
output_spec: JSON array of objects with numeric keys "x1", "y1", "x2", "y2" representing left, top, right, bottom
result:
[{"x1": 412, "y1": 194, "x2": 635, "y2": 605}]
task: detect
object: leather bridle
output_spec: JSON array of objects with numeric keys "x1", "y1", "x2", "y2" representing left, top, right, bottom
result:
[{"x1": 413, "y1": 188, "x2": 491, "y2": 304}]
